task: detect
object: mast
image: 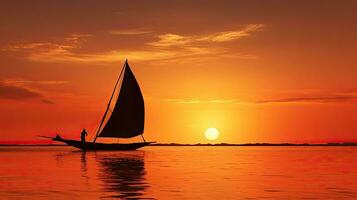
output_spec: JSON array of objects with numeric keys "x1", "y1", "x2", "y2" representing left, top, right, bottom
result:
[{"x1": 93, "y1": 61, "x2": 126, "y2": 143}]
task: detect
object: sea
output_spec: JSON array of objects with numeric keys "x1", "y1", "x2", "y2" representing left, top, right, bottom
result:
[{"x1": 0, "y1": 146, "x2": 356, "y2": 199}]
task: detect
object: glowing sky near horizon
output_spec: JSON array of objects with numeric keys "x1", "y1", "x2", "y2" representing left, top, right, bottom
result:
[{"x1": 0, "y1": 0, "x2": 357, "y2": 144}]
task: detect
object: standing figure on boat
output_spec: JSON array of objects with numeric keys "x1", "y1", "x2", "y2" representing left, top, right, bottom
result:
[{"x1": 81, "y1": 129, "x2": 88, "y2": 143}]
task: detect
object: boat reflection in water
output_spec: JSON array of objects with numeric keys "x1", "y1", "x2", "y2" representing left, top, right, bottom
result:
[{"x1": 95, "y1": 151, "x2": 149, "y2": 199}]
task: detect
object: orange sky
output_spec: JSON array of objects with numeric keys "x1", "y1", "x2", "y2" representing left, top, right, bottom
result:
[{"x1": 1, "y1": 0, "x2": 357, "y2": 144}]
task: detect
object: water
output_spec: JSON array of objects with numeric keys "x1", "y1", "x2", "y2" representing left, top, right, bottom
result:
[{"x1": 0, "y1": 146, "x2": 357, "y2": 199}]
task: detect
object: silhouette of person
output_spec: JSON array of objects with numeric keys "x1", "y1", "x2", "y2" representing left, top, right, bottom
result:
[{"x1": 81, "y1": 129, "x2": 88, "y2": 143}]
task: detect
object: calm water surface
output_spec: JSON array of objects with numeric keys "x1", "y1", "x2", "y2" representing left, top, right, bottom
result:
[{"x1": 0, "y1": 146, "x2": 356, "y2": 199}]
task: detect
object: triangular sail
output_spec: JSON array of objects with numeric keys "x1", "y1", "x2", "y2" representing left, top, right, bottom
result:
[{"x1": 98, "y1": 61, "x2": 145, "y2": 138}]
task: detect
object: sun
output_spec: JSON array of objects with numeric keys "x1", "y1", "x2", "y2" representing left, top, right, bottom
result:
[{"x1": 204, "y1": 128, "x2": 220, "y2": 141}]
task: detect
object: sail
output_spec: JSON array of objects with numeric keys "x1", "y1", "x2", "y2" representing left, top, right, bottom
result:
[{"x1": 99, "y1": 61, "x2": 145, "y2": 138}]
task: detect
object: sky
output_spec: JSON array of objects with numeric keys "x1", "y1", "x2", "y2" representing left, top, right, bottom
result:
[{"x1": 0, "y1": 0, "x2": 357, "y2": 144}]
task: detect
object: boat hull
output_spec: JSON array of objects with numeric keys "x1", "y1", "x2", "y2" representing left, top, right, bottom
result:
[{"x1": 53, "y1": 135, "x2": 152, "y2": 151}]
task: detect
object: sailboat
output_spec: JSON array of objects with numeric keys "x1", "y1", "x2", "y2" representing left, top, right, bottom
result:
[{"x1": 50, "y1": 60, "x2": 154, "y2": 150}]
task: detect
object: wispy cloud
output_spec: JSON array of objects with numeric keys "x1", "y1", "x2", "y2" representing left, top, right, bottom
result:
[
  {"x1": 148, "y1": 24, "x2": 265, "y2": 47},
  {"x1": 148, "y1": 34, "x2": 190, "y2": 47},
  {"x1": 0, "y1": 79, "x2": 70, "y2": 104},
  {"x1": 3, "y1": 33, "x2": 105, "y2": 63},
  {"x1": 200, "y1": 24, "x2": 265, "y2": 42},
  {"x1": 254, "y1": 95, "x2": 357, "y2": 104},
  {"x1": 164, "y1": 98, "x2": 202, "y2": 104},
  {"x1": 162, "y1": 93, "x2": 357, "y2": 105},
  {"x1": 3, "y1": 24, "x2": 264, "y2": 63},
  {"x1": 0, "y1": 81, "x2": 53, "y2": 104},
  {"x1": 3, "y1": 79, "x2": 69, "y2": 86},
  {"x1": 28, "y1": 50, "x2": 122, "y2": 63},
  {"x1": 5, "y1": 33, "x2": 91, "y2": 52},
  {"x1": 109, "y1": 29, "x2": 152, "y2": 35},
  {"x1": 163, "y1": 98, "x2": 241, "y2": 104},
  {"x1": 139, "y1": 24, "x2": 264, "y2": 63}
]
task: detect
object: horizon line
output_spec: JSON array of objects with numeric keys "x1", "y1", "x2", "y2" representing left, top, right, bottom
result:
[{"x1": 1, "y1": 142, "x2": 357, "y2": 147}]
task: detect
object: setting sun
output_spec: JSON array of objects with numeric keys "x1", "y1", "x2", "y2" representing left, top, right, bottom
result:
[{"x1": 204, "y1": 128, "x2": 220, "y2": 141}]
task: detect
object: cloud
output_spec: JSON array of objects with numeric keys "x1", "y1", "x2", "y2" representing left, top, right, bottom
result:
[
  {"x1": 27, "y1": 50, "x2": 122, "y2": 63},
  {"x1": 254, "y1": 95, "x2": 357, "y2": 104},
  {"x1": 148, "y1": 34, "x2": 191, "y2": 47},
  {"x1": 5, "y1": 33, "x2": 91, "y2": 52},
  {"x1": 148, "y1": 24, "x2": 265, "y2": 47},
  {"x1": 161, "y1": 93, "x2": 357, "y2": 105},
  {"x1": 137, "y1": 24, "x2": 264, "y2": 62},
  {"x1": 7, "y1": 42, "x2": 227, "y2": 64},
  {"x1": 3, "y1": 25, "x2": 264, "y2": 63},
  {"x1": 0, "y1": 81, "x2": 53, "y2": 104},
  {"x1": 110, "y1": 29, "x2": 152, "y2": 35},
  {"x1": 163, "y1": 98, "x2": 241, "y2": 104},
  {"x1": 199, "y1": 24, "x2": 265, "y2": 42},
  {"x1": 4, "y1": 33, "x2": 102, "y2": 63},
  {"x1": 2, "y1": 79, "x2": 69, "y2": 86},
  {"x1": 163, "y1": 98, "x2": 202, "y2": 104}
]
